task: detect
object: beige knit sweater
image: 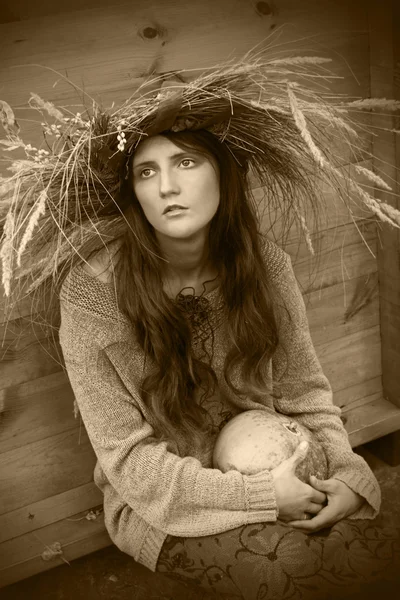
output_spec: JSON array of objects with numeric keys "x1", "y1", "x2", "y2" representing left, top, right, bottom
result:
[{"x1": 58, "y1": 239, "x2": 381, "y2": 572}]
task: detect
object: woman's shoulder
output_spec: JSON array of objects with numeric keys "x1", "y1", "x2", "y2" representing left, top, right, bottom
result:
[
  {"x1": 81, "y1": 240, "x2": 122, "y2": 284},
  {"x1": 59, "y1": 241, "x2": 125, "y2": 324},
  {"x1": 259, "y1": 235, "x2": 291, "y2": 279}
]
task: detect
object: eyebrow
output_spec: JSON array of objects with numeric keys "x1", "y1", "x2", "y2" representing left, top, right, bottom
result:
[{"x1": 133, "y1": 150, "x2": 201, "y2": 170}]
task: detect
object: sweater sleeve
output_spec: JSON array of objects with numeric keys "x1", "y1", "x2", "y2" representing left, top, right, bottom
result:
[
  {"x1": 59, "y1": 299, "x2": 278, "y2": 537},
  {"x1": 270, "y1": 251, "x2": 381, "y2": 520}
]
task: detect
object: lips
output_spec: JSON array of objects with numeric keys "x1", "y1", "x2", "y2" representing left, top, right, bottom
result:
[{"x1": 163, "y1": 204, "x2": 188, "y2": 215}]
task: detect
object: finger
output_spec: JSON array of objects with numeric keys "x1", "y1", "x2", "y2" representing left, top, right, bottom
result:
[
  {"x1": 309, "y1": 475, "x2": 335, "y2": 494},
  {"x1": 288, "y1": 506, "x2": 335, "y2": 533},
  {"x1": 309, "y1": 488, "x2": 327, "y2": 505},
  {"x1": 287, "y1": 440, "x2": 309, "y2": 471},
  {"x1": 307, "y1": 502, "x2": 325, "y2": 515}
]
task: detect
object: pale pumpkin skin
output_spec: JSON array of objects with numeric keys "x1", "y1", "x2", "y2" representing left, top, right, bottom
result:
[{"x1": 212, "y1": 409, "x2": 328, "y2": 482}]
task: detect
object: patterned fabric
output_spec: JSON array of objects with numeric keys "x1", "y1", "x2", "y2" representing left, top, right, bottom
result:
[{"x1": 156, "y1": 517, "x2": 400, "y2": 599}]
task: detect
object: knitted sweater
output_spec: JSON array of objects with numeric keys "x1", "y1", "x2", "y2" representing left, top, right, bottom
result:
[{"x1": 58, "y1": 239, "x2": 381, "y2": 572}]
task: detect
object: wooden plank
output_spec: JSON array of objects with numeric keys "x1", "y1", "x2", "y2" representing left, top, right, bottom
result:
[
  {"x1": 288, "y1": 219, "x2": 378, "y2": 293},
  {"x1": 0, "y1": 288, "x2": 57, "y2": 325},
  {"x1": 0, "y1": 0, "x2": 371, "y2": 176},
  {"x1": 368, "y1": 0, "x2": 400, "y2": 408},
  {"x1": 0, "y1": 505, "x2": 106, "y2": 568},
  {"x1": 334, "y1": 376, "x2": 382, "y2": 409},
  {"x1": 0, "y1": 529, "x2": 111, "y2": 588},
  {"x1": 0, "y1": 314, "x2": 59, "y2": 361},
  {"x1": 0, "y1": 337, "x2": 63, "y2": 391},
  {"x1": 0, "y1": 428, "x2": 96, "y2": 515},
  {"x1": 0, "y1": 1, "x2": 369, "y2": 87},
  {"x1": 0, "y1": 510, "x2": 110, "y2": 588},
  {"x1": 345, "y1": 396, "x2": 400, "y2": 447},
  {"x1": 339, "y1": 389, "x2": 382, "y2": 415},
  {"x1": 256, "y1": 159, "x2": 377, "y2": 237},
  {"x1": 305, "y1": 273, "x2": 379, "y2": 347},
  {"x1": 0, "y1": 482, "x2": 103, "y2": 544},
  {"x1": 315, "y1": 325, "x2": 381, "y2": 399},
  {"x1": 0, "y1": 372, "x2": 75, "y2": 454}
]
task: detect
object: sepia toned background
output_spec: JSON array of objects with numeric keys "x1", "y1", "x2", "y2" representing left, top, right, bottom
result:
[{"x1": 0, "y1": 0, "x2": 399, "y2": 590}]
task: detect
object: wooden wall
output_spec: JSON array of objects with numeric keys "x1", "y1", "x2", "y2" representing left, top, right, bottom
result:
[{"x1": 1, "y1": 0, "x2": 400, "y2": 587}]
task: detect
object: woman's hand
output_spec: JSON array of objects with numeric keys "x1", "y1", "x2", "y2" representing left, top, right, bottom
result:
[
  {"x1": 271, "y1": 441, "x2": 327, "y2": 522},
  {"x1": 288, "y1": 476, "x2": 365, "y2": 532}
]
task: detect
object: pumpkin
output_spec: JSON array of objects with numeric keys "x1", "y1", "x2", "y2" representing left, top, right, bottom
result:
[{"x1": 212, "y1": 409, "x2": 328, "y2": 482}]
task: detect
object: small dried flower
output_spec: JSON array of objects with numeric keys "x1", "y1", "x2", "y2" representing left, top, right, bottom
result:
[{"x1": 41, "y1": 541, "x2": 64, "y2": 561}]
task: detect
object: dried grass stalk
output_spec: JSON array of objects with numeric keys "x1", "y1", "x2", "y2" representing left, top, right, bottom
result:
[
  {"x1": 0, "y1": 210, "x2": 15, "y2": 297},
  {"x1": 16, "y1": 190, "x2": 47, "y2": 267},
  {"x1": 0, "y1": 51, "x2": 399, "y2": 312},
  {"x1": 287, "y1": 84, "x2": 327, "y2": 169},
  {"x1": 354, "y1": 165, "x2": 392, "y2": 191}
]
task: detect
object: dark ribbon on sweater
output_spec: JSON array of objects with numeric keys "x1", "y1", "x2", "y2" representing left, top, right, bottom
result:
[{"x1": 176, "y1": 292, "x2": 210, "y2": 330}]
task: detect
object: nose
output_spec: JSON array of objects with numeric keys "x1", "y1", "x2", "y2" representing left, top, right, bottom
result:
[{"x1": 159, "y1": 167, "x2": 180, "y2": 198}]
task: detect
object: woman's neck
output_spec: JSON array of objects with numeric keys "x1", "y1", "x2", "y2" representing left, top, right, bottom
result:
[{"x1": 156, "y1": 230, "x2": 218, "y2": 296}]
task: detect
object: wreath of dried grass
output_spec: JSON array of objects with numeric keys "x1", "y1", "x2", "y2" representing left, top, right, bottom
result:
[{"x1": 1, "y1": 51, "x2": 400, "y2": 321}]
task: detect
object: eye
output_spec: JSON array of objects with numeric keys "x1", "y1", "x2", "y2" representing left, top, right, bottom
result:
[
  {"x1": 140, "y1": 168, "x2": 155, "y2": 178},
  {"x1": 180, "y1": 158, "x2": 195, "y2": 168}
]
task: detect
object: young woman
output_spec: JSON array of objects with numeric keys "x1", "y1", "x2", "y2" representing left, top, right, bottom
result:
[
  {"x1": 58, "y1": 129, "x2": 396, "y2": 599},
  {"x1": 2, "y1": 57, "x2": 400, "y2": 599}
]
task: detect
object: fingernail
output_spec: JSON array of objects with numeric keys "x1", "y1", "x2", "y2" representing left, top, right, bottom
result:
[{"x1": 299, "y1": 441, "x2": 308, "y2": 450}]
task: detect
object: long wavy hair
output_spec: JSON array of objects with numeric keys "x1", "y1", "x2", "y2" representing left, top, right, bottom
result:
[{"x1": 109, "y1": 129, "x2": 282, "y2": 456}]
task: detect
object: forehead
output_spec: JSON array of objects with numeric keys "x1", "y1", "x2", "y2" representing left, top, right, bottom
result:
[{"x1": 132, "y1": 135, "x2": 184, "y2": 165}]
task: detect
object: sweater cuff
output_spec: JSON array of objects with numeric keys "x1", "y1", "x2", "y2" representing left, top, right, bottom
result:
[
  {"x1": 243, "y1": 469, "x2": 278, "y2": 518},
  {"x1": 333, "y1": 471, "x2": 381, "y2": 519}
]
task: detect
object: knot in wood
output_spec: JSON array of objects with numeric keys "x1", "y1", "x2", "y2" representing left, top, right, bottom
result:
[
  {"x1": 142, "y1": 27, "x2": 159, "y2": 39},
  {"x1": 256, "y1": 2, "x2": 273, "y2": 16}
]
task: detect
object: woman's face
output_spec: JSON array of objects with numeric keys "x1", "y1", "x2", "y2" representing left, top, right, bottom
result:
[{"x1": 132, "y1": 135, "x2": 220, "y2": 240}]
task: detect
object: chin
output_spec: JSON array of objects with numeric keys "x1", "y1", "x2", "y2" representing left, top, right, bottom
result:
[
  {"x1": 163, "y1": 228, "x2": 200, "y2": 240},
  {"x1": 157, "y1": 221, "x2": 210, "y2": 240}
]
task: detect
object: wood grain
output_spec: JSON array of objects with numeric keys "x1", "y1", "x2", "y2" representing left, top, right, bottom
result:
[
  {"x1": 0, "y1": 529, "x2": 111, "y2": 588},
  {"x1": 317, "y1": 325, "x2": 381, "y2": 398},
  {"x1": 287, "y1": 219, "x2": 378, "y2": 293},
  {"x1": 333, "y1": 375, "x2": 382, "y2": 409},
  {"x1": 0, "y1": 371, "x2": 73, "y2": 454},
  {"x1": 0, "y1": 481, "x2": 103, "y2": 544},
  {"x1": 0, "y1": 0, "x2": 370, "y2": 178},
  {"x1": 368, "y1": 0, "x2": 400, "y2": 407},
  {"x1": 345, "y1": 396, "x2": 400, "y2": 447},
  {"x1": 0, "y1": 337, "x2": 63, "y2": 391},
  {"x1": 305, "y1": 273, "x2": 379, "y2": 347},
  {"x1": 0, "y1": 428, "x2": 95, "y2": 515},
  {"x1": 0, "y1": 508, "x2": 109, "y2": 584}
]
